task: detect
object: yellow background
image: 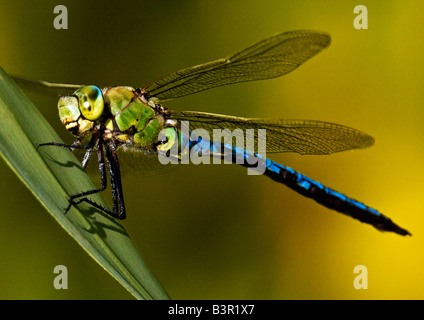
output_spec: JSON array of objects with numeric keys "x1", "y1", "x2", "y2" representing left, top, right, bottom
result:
[{"x1": 0, "y1": 0, "x2": 422, "y2": 299}]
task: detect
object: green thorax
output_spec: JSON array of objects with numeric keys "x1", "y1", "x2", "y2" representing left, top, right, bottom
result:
[{"x1": 103, "y1": 86, "x2": 165, "y2": 149}]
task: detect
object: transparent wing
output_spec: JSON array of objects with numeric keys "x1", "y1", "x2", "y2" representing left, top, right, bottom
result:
[
  {"x1": 143, "y1": 30, "x2": 331, "y2": 101},
  {"x1": 10, "y1": 75, "x2": 83, "y2": 96},
  {"x1": 169, "y1": 110, "x2": 374, "y2": 155}
]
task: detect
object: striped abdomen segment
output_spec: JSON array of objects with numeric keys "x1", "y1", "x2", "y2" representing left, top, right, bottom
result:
[
  {"x1": 185, "y1": 135, "x2": 410, "y2": 236},
  {"x1": 263, "y1": 159, "x2": 410, "y2": 236},
  {"x1": 223, "y1": 143, "x2": 410, "y2": 236}
]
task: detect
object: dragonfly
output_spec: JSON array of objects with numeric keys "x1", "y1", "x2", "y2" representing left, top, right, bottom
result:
[{"x1": 12, "y1": 30, "x2": 410, "y2": 236}]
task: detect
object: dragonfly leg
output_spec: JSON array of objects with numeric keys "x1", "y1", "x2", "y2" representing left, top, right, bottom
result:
[
  {"x1": 66, "y1": 196, "x2": 123, "y2": 220},
  {"x1": 39, "y1": 133, "x2": 125, "y2": 219},
  {"x1": 104, "y1": 142, "x2": 126, "y2": 219},
  {"x1": 63, "y1": 141, "x2": 107, "y2": 211},
  {"x1": 38, "y1": 139, "x2": 90, "y2": 151},
  {"x1": 65, "y1": 137, "x2": 114, "y2": 215},
  {"x1": 65, "y1": 138, "x2": 126, "y2": 220}
]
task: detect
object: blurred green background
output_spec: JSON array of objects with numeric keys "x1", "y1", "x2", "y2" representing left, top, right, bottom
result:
[{"x1": 0, "y1": 0, "x2": 423, "y2": 299}]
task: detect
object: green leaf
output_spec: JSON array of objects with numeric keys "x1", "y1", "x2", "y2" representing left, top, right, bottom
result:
[{"x1": 0, "y1": 67, "x2": 169, "y2": 300}]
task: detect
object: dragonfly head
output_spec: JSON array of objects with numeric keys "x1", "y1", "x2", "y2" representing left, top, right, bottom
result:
[{"x1": 58, "y1": 85, "x2": 104, "y2": 136}]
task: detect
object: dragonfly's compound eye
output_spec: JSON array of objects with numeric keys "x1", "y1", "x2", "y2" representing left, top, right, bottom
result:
[{"x1": 75, "y1": 85, "x2": 104, "y2": 120}]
